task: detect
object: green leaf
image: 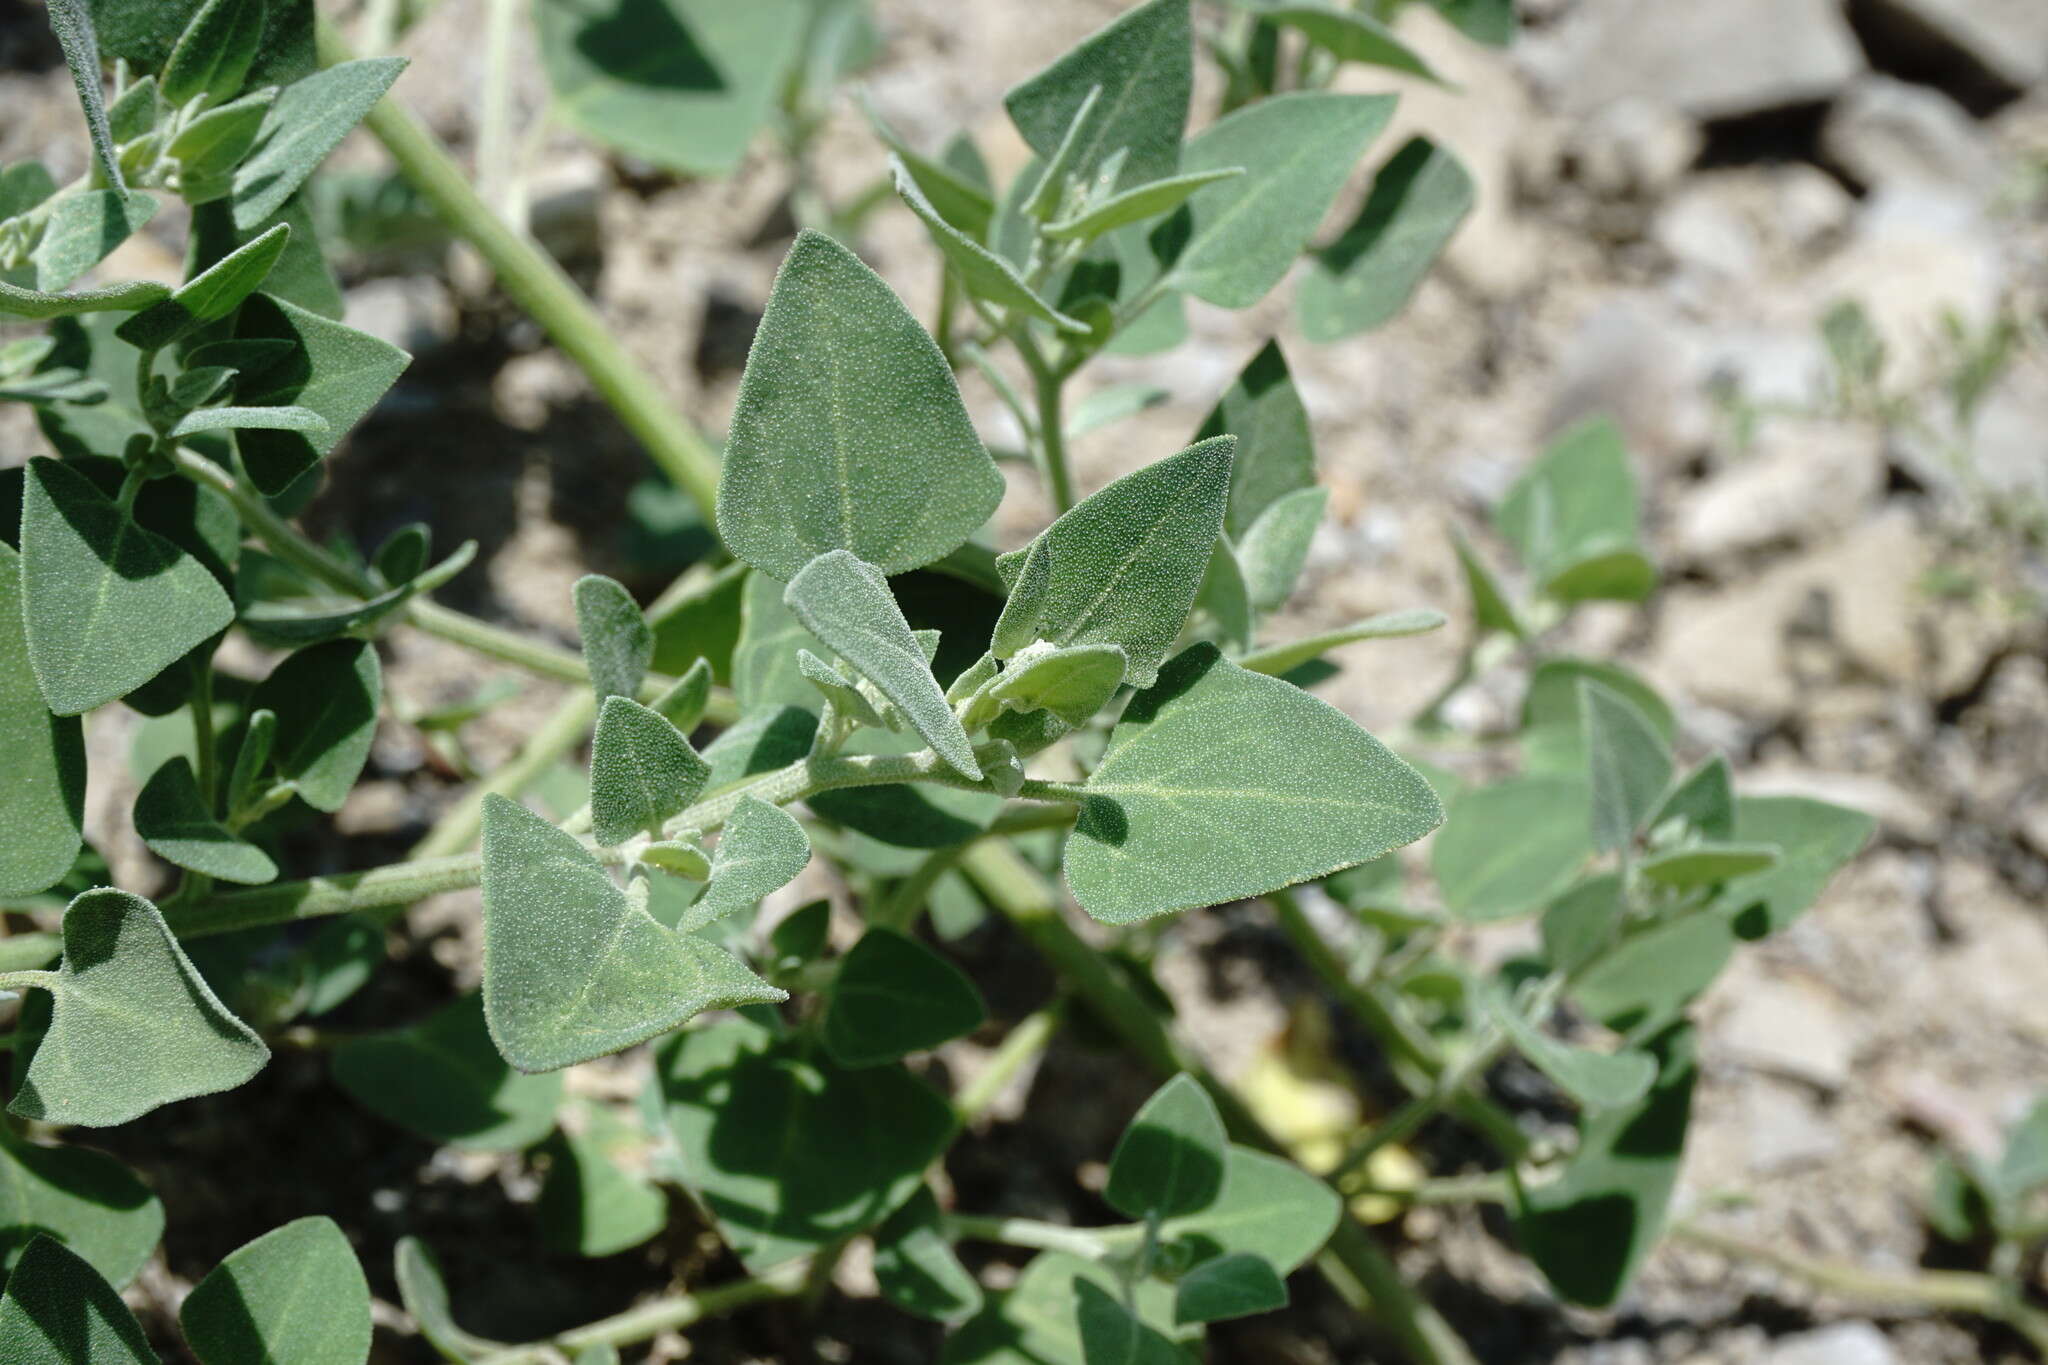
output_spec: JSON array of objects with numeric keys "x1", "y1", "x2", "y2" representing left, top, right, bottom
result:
[
  {"x1": 798, "y1": 649, "x2": 885, "y2": 728},
  {"x1": 1159, "y1": 1145, "x2": 1337, "y2": 1272},
  {"x1": 180, "y1": 1216, "x2": 370, "y2": 1365},
  {"x1": 1711, "y1": 795, "x2": 1873, "y2": 937},
  {"x1": 331, "y1": 994, "x2": 562, "y2": 1150},
  {"x1": 650, "y1": 656, "x2": 712, "y2": 731},
  {"x1": 808, "y1": 728, "x2": 1003, "y2": 848},
  {"x1": 19, "y1": 458, "x2": 233, "y2": 716},
  {"x1": 1639, "y1": 844, "x2": 1779, "y2": 887},
  {"x1": 536, "y1": 0, "x2": 805, "y2": 176},
  {"x1": 1490, "y1": 990, "x2": 1656, "y2": 1110},
  {"x1": 786, "y1": 551, "x2": 980, "y2": 780},
  {"x1": 1106, "y1": 1073, "x2": 1227, "y2": 1219},
  {"x1": 1043, "y1": 167, "x2": 1244, "y2": 244},
  {"x1": 535, "y1": 1115, "x2": 668, "y2": 1258},
  {"x1": 822, "y1": 927, "x2": 986, "y2": 1068},
  {"x1": 1004, "y1": 0, "x2": 1191, "y2": 192},
  {"x1": 1172, "y1": 1250, "x2": 1286, "y2": 1324},
  {"x1": 1075, "y1": 1279, "x2": 1185, "y2": 1365},
  {"x1": 862, "y1": 95, "x2": 992, "y2": 241},
  {"x1": 1516, "y1": 1024, "x2": 1696, "y2": 1307},
  {"x1": 166, "y1": 88, "x2": 274, "y2": 187},
  {"x1": 1257, "y1": 5, "x2": 1439, "y2": 79},
  {"x1": 874, "y1": 1186, "x2": 982, "y2": 1323},
  {"x1": 227, "y1": 292, "x2": 410, "y2": 494},
  {"x1": 160, "y1": 0, "x2": 267, "y2": 107},
  {"x1": 0, "y1": 1126, "x2": 162, "y2": 1290},
  {"x1": 1196, "y1": 536, "x2": 1254, "y2": 651},
  {"x1": 135, "y1": 755, "x2": 277, "y2": 884},
  {"x1": 44, "y1": 0, "x2": 125, "y2": 191},
  {"x1": 31, "y1": 191, "x2": 157, "y2": 293},
  {"x1": 994, "y1": 437, "x2": 1233, "y2": 690},
  {"x1": 10, "y1": 889, "x2": 267, "y2": 1127},
  {"x1": 1067, "y1": 644, "x2": 1442, "y2": 925},
  {"x1": 701, "y1": 706, "x2": 817, "y2": 793},
  {"x1": 1582, "y1": 680, "x2": 1673, "y2": 853},
  {"x1": 0, "y1": 545, "x2": 84, "y2": 898},
  {"x1": 1427, "y1": 0, "x2": 1515, "y2": 45},
  {"x1": 655, "y1": 1015, "x2": 955, "y2": 1271},
  {"x1": 1197, "y1": 341, "x2": 1314, "y2": 539},
  {"x1": 1237, "y1": 486, "x2": 1326, "y2": 613},
  {"x1": 574, "y1": 573, "x2": 651, "y2": 703},
  {"x1": 1570, "y1": 911, "x2": 1737, "y2": 1037},
  {"x1": 479, "y1": 795, "x2": 784, "y2": 1072},
  {"x1": 0, "y1": 1237, "x2": 152, "y2": 1364},
  {"x1": 238, "y1": 583, "x2": 411, "y2": 647},
  {"x1": 985, "y1": 643, "x2": 1126, "y2": 728},
  {"x1": 1066, "y1": 382, "x2": 1170, "y2": 439},
  {"x1": 1993, "y1": 1099, "x2": 2048, "y2": 1207},
  {"x1": 0, "y1": 278, "x2": 170, "y2": 321},
  {"x1": 1168, "y1": 92, "x2": 1394, "y2": 309},
  {"x1": 1496, "y1": 417, "x2": 1654, "y2": 603},
  {"x1": 716, "y1": 232, "x2": 1004, "y2": 581},
  {"x1": 1452, "y1": 529, "x2": 1523, "y2": 638},
  {"x1": 1433, "y1": 772, "x2": 1592, "y2": 922},
  {"x1": 892, "y1": 160, "x2": 1089, "y2": 334},
  {"x1": 1653, "y1": 755, "x2": 1735, "y2": 842},
  {"x1": 169, "y1": 404, "x2": 328, "y2": 438},
  {"x1": 680, "y1": 795, "x2": 811, "y2": 931},
  {"x1": 114, "y1": 222, "x2": 287, "y2": 350},
  {"x1": 251, "y1": 639, "x2": 380, "y2": 812},
  {"x1": 394, "y1": 1237, "x2": 505, "y2": 1362},
  {"x1": 1539, "y1": 873, "x2": 1623, "y2": 975},
  {"x1": 941, "y1": 1251, "x2": 1181, "y2": 1365},
  {"x1": 1236, "y1": 608, "x2": 1446, "y2": 677},
  {"x1": 1301, "y1": 136, "x2": 1474, "y2": 342},
  {"x1": 588, "y1": 696, "x2": 708, "y2": 846},
  {"x1": 732, "y1": 567, "x2": 818, "y2": 712},
  {"x1": 232, "y1": 57, "x2": 406, "y2": 229},
  {"x1": 1521, "y1": 658, "x2": 1675, "y2": 773}
]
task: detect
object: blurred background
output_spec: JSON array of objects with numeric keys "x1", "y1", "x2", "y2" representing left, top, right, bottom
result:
[{"x1": 2, "y1": 0, "x2": 2045, "y2": 1360}]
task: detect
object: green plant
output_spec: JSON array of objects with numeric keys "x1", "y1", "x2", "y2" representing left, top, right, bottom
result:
[{"x1": 0, "y1": 1, "x2": 1974, "y2": 1362}]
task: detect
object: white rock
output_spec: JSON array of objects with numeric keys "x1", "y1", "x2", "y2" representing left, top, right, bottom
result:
[
  {"x1": 1718, "y1": 975, "x2": 1861, "y2": 1091},
  {"x1": 1653, "y1": 578, "x2": 1804, "y2": 717},
  {"x1": 1858, "y1": 0, "x2": 2048, "y2": 93},
  {"x1": 1569, "y1": 96, "x2": 1703, "y2": 199},
  {"x1": 1671, "y1": 419, "x2": 1884, "y2": 561},
  {"x1": 1744, "y1": 1080, "x2": 1843, "y2": 1173},
  {"x1": 344, "y1": 275, "x2": 457, "y2": 355},
  {"x1": 1823, "y1": 75, "x2": 2001, "y2": 196},
  {"x1": 1765, "y1": 1323, "x2": 1898, "y2": 1365},
  {"x1": 1655, "y1": 184, "x2": 1763, "y2": 281}
]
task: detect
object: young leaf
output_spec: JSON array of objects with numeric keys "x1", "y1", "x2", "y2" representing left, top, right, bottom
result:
[
  {"x1": 535, "y1": 0, "x2": 805, "y2": 176},
  {"x1": 873, "y1": 1186, "x2": 983, "y2": 1324},
  {"x1": 1258, "y1": 5, "x2": 1439, "y2": 79},
  {"x1": 574, "y1": 573, "x2": 651, "y2": 703},
  {"x1": 167, "y1": 89, "x2": 275, "y2": 186},
  {"x1": 1433, "y1": 773, "x2": 1592, "y2": 921},
  {"x1": 732, "y1": 568, "x2": 819, "y2": 712},
  {"x1": 160, "y1": 0, "x2": 267, "y2": 107},
  {"x1": 0, "y1": 278, "x2": 171, "y2": 321},
  {"x1": 135, "y1": 756, "x2": 278, "y2": 884},
  {"x1": 0, "y1": 1126, "x2": 163, "y2": 1290},
  {"x1": 716, "y1": 232, "x2": 1004, "y2": 581},
  {"x1": 1452, "y1": 528, "x2": 1524, "y2": 639},
  {"x1": 1639, "y1": 844, "x2": 1779, "y2": 887},
  {"x1": 785, "y1": 551, "x2": 980, "y2": 780},
  {"x1": 1003, "y1": 0, "x2": 1192, "y2": 191},
  {"x1": 251, "y1": 639, "x2": 380, "y2": 812},
  {"x1": 986, "y1": 642, "x2": 1126, "y2": 727},
  {"x1": 798, "y1": 649, "x2": 885, "y2": 728},
  {"x1": 1496, "y1": 417, "x2": 1654, "y2": 603},
  {"x1": 822, "y1": 927, "x2": 987, "y2": 1068},
  {"x1": 1301, "y1": 136, "x2": 1474, "y2": 342},
  {"x1": 227, "y1": 293, "x2": 411, "y2": 495},
  {"x1": 168, "y1": 404, "x2": 329, "y2": 438},
  {"x1": 1106, "y1": 1074, "x2": 1227, "y2": 1219},
  {"x1": 10, "y1": 890, "x2": 267, "y2": 1127},
  {"x1": 1043, "y1": 167, "x2": 1244, "y2": 243},
  {"x1": 1237, "y1": 485, "x2": 1327, "y2": 613},
  {"x1": 1158, "y1": 1146, "x2": 1338, "y2": 1272},
  {"x1": 1172, "y1": 1251, "x2": 1287, "y2": 1324},
  {"x1": 1516, "y1": 1024, "x2": 1696, "y2": 1307},
  {"x1": 231, "y1": 58, "x2": 407, "y2": 229},
  {"x1": 1197, "y1": 341, "x2": 1314, "y2": 539},
  {"x1": 30, "y1": 191, "x2": 157, "y2": 292},
  {"x1": 1066, "y1": 644, "x2": 1442, "y2": 925},
  {"x1": 0, "y1": 544, "x2": 84, "y2": 897},
  {"x1": 1521, "y1": 658, "x2": 1675, "y2": 773},
  {"x1": 1581, "y1": 680, "x2": 1673, "y2": 853},
  {"x1": 1539, "y1": 873, "x2": 1624, "y2": 976},
  {"x1": 1075, "y1": 1280, "x2": 1184, "y2": 1365},
  {"x1": 479, "y1": 795, "x2": 785, "y2": 1072},
  {"x1": 43, "y1": 0, "x2": 124, "y2": 191},
  {"x1": 993, "y1": 437, "x2": 1233, "y2": 689},
  {"x1": 0, "y1": 1237, "x2": 152, "y2": 1364},
  {"x1": 589, "y1": 697, "x2": 708, "y2": 847},
  {"x1": 651, "y1": 656, "x2": 713, "y2": 731},
  {"x1": 114, "y1": 222, "x2": 288, "y2": 350},
  {"x1": 1489, "y1": 990, "x2": 1656, "y2": 1110},
  {"x1": 1653, "y1": 755, "x2": 1736, "y2": 842},
  {"x1": 655, "y1": 1015, "x2": 955, "y2": 1271},
  {"x1": 862, "y1": 94, "x2": 993, "y2": 240},
  {"x1": 680, "y1": 795, "x2": 811, "y2": 931},
  {"x1": 1168, "y1": 93, "x2": 1394, "y2": 308},
  {"x1": 892, "y1": 160, "x2": 1088, "y2": 334},
  {"x1": 180, "y1": 1217, "x2": 371, "y2": 1365},
  {"x1": 535, "y1": 1117, "x2": 668, "y2": 1258},
  {"x1": 1237, "y1": 607, "x2": 1447, "y2": 677},
  {"x1": 331, "y1": 994, "x2": 562, "y2": 1150}
]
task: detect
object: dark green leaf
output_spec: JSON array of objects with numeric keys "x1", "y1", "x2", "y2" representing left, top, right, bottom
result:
[
  {"x1": 1075, "y1": 1279, "x2": 1185, "y2": 1365},
  {"x1": 0, "y1": 1127, "x2": 162, "y2": 1290},
  {"x1": 331, "y1": 993, "x2": 562, "y2": 1149},
  {"x1": 1106, "y1": 1074, "x2": 1227, "y2": 1219},
  {"x1": 941, "y1": 1251, "x2": 1181, "y2": 1365},
  {"x1": 1490, "y1": 990, "x2": 1656, "y2": 1110},
  {"x1": 1434, "y1": 772, "x2": 1593, "y2": 921},
  {"x1": 700, "y1": 706, "x2": 817, "y2": 793},
  {"x1": 873, "y1": 1186, "x2": 982, "y2": 1323},
  {"x1": 114, "y1": 222, "x2": 287, "y2": 349},
  {"x1": 1196, "y1": 341, "x2": 1313, "y2": 539},
  {"x1": 0, "y1": 1237, "x2": 152, "y2": 1364},
  {"x1": 994, "y1": 438, "x2": 1233, "y2": 690},
  {"x1": 1653, "y1": 755, "x2": 1735, "y2": 842},
  {"x1": 159, "y1": 0, "x2": 266, "y2": 107},
  {"x1": 232, "y1": 58, "x2": 406, "y2": 229},
  {"x1": 251, "y1": 639, "x2": 379, "y2": 812},
  {"x1": 1582, "y1": 680, "x2": 1673, "y2": 853},
  {"x1": 238, "y1": 583, "x2": 410, "y2": 647},
  {"x1": 1172, "y1": 1251, "x2": 1286, "y2": 1324},
  {"x1": 574, "y1": 573, "x2": 651, "y2": 703},
  {"x1": 822, "y1": 927, "x2": 986, "y2": 1068},
  {"x1": 1427, "y1": 0, "x2": 1515, "y2": 45},
  {"x1": 393, "y1": 1237, "x2": 504, "y2": 1362},
  {"x1": 479, "y1": 795, "x2": 784, "y2": 1071},
  {"x1": 1067, "y1": 645, "x2": 1442, "y2": 925},
  {"x1": 10, "y1": 889, "x2": 267, "y2": 1127},
  {"x1": 893, "y1": 160, "x2": 1087, "y2": 333},
  {"x1": 1516, "y1": 1024, "x2": 1696, "y2": 1306},
  {"x1": 0, "y1": 544, "x2": 84, "y2": 898},
  {"x1": 19, "y1": 458, "x2": 233, "y2": 716},
  {"x1": 680, "y1": 795, "x2": 811, "y2": 931},
  {"x1": 180, "y1": 1216, "x2": 370, "y2": 1365},
  {"x1": 535, "y1": 1115, "x2": 668, "y2": 1258},
  {"x1": 45, "y1": 0, "x2": 125, "y2": 191},
  {"x1": 135, "y1": 755, "x2": 277, "y2": 884},
  {"x1": 1003, "y1": 0, "x2": 1191, "y2": 191},
  {"x1": 589, "y1": 697, "x2": 708, "y2": 846},
  {"x1": 656, "y1": 1015, "x2": 955, "y2": 1270},
  {"x1": 228, "y1": 292, "x2": 410, "y2": 494},
  {"x1": 650, "y1": 656, "x2": 712, "y2": 731},
  {"x1": 808, "y1": 728, "x2": 1002, "y2": 849},
  {"x1": 1301, "y1": 136, "x2": 1473, "y2": 341},
  {"x1": 1159, "y1": 1145, "x2": 1337, "y2": 1271}
]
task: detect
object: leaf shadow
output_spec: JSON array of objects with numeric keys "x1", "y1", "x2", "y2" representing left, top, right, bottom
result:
[{"x1": 571, "y1": 0, "x2": 727, "y2": 94}]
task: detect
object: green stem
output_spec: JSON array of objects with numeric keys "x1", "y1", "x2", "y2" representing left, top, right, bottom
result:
[
  {"x1": 953, "y1": 1002, "x2": 1063, "y2": 1124},
  {"x1": 317, "y1": 20, "x2": 724, "y2": 520},
  {"x1": 1017, "y1": 336, "x2": 1076, "y2": 512},
  {"x1": 189, "y1": 663, "x2": 218, "y2": 811},
  {"x1": 410, "y1": 692, "x2": 596, "y2": 859},
  {"x1": 484, "y1": 1261, "x2": 809, "y2": 1359},
  {"x1": 943, "y1": 1213, "x2": 1116, "y2": 1260}
]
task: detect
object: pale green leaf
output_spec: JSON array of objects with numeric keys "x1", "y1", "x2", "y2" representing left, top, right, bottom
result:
[
  {"x1": 732, "y1": 568, "x2": 818, "y2": 712},
  {"x1": 1107, "y1": 1074, "x2": 1227, "y2": 1219},
  {"x1": 1521, "y1": 657, "x2": 1676, "y2": 773},
  {"x1": 785, "y1": 550, "x2": 980, "y2": 780},
  {"x1": 822, "y1": 927, "x2": 986, "y2": 1068},
  {"x1": 986, "y1": 642, "x2": 1126, "y2": 728},
  {"x1": 1172, "y1": 1250, "x2": 1286, "y2": 1324},
  {"x1": 0, "y1": 278, "x2": 170, "y2": 321},
  {"x1": 331, "y1": 993, "x2": 562, "y2": 1149},
  {"x1": 1257, "y1": 4, "x2": 1440, "y2": 79},
  {"x1": 46, "y1": 0, "x2": 123, "y2": 186},
  {"x1": 1433, "y1": 772, "x2": 1592, "y2": 921},
  {"x1": 31, "y1": 191, "x2": 157, "y2": 293},
  {"x1": 0, "y1": 1127, "x2": 162, "y2": 1290},
  {"x1": 1639, "y1": 843, "x2": 1779, "y2": 887},
  {"x1": 0, "y1": 1237, "x2": 152, "y2": 1364},
  {"x1": 1067, "y1": 644, "x2": 1442, "y2": 925},
  {"x1": 1496, "y1": 416, "x2": 1653, "y2": 603},
  {"x1": 650, "y1": 656, "x2": 712, "y2": 731},
  {"x1": 1453, "y1": 529, "x2": 1524, "y2": 638},
  {"x1": 1582, "y1": 680, "x2": 1673, "y2": 853},
  {"x1": 993, "y1": 437, "x2": 1233, "y2": 689},
  {"x1": 227, "y1": 292, "x2": 410, "y2": 494},
  {"x1": 479, "y1": 795, "x2": 784, "y2": 1072},
  {"x1": 1066, "y1": 382, "x2": 1170, "y2": 439},
  {"x1": 798, "y1": 649, "x2": 885, "y2": 728},
  {"x1": 536, "y1": 1114, "x2": 668, "y2": 1258},
  {"x1": 135, "y1": 755, "x2": 277, "y2": 884},
  {"x1": 1043, "y1": 167, "x2": 1244, "y2": 243},
  {"x1": 251, "y1": 640, "x2": 380, "y2": 812},
  {"x1": 873, "y1": 1186, "x2": 982, "y2": 1323},
  {"x1": 680, "y1": 795, "x2": 810, "y2": 931},
  {"x1": 1539, "y1": 873, "x2": 1623, "y2": 975},
  {"x1": 11, "y1": 889, "x2": 267, "y2": 1127},
  {"x1": 716, "y1": 232, "x2": 1004, "y2": 581},
  {"x1": 1159, "y1": 1145, "x2": 1338, "y2": 1272},
  {"x1": 1710, "y1": 795, "x2": 1873, "y2": 936},
  {"x1": 160, "y1": 0, "x2": 267, "y2": 107},
  {"x1": 588, "y1": 696, "x2": 708, "y2": 846},
  {"x1": 168, "y1": 403, "x2": 328, "y2": 437},
  {"x1": 1196, "y1": 341, "x2": 1314, "y2": 538},
  {"x1": 115, "y1": 221, "x2": 287, "y2": 349},
  {"x1": 166, "y1": 89, "x2": 274, "y2": 185},
  {"x1": 861, "y1": 94, "x2": 992, "y2": 240},
  {"x1": 19, "y1": 458, "x2": 232, "y2": 716},
  {"x1": 1196, "y1": 536, "x2": 1253, "y2": 651},
  {"x1": 891, "y1": 159, "x2": 1087, "y2": 333},
  {"x1": 1653, "y1": 755, "x2": 1735, "y2": 842},
  {"x1": 180, "y1": 1217, "x2": 371, "y2": 1365},
  {"x1": 1003, "y1": 0, "x2": 1191, "y2": 191},
  {"x1": 232, "y1": 58, "x2": 406, "y2": 229},
  {"x1": 1300, "y1": 136, "x2": 1473, "y2": 341},
  {"x1": 1490, "y1": 990, "x2": 1656, "y2": 1110},
  {"x1": 1237, "y1": 485, "x2": 1326, "y2": 613},
  {"x1": 574, "y1": 573, "x2": 651, "y2": 703},
  {"x1": 640, "y1": 839, "x2": 710, "y2": 881},
  {"x1": 0, "y1": 544, "x2": 84, "y2": 897},
  {"x1": 1570, "y1": 911, "x2": 1737, "y2": 1037},
  {"x1": 1237, "y1": 607, "x2": 1447, "y2": 677}
]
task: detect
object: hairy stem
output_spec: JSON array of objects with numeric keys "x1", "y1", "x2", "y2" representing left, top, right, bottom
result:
[
  {"x1": 944, "y1": 1212, "x2": 1116, "y2": 1260},
  {"x1": 1017, "y1": 335, "x2": 1076, "y2": 513}
]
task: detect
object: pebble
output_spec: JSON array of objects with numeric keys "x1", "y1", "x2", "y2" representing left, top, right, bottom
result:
[{"x1": 1763, "y1": 1322, "x2": 1899, "y2": 1365}]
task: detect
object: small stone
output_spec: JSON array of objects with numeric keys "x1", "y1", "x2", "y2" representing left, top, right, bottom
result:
[
  {"x1": 1569, "y1": 96, "x2": 1704, "y2": 199},
  {"x1": 525, "y1": 150, "x2": 609, "y2": 265},
  {"x1": 2020, "y1": 800, "x2": 2048, "y2": 861},
  {"x1": 1743, "y1": 1079, "x2": 1843, "y2": 1173},
  {"x1": 1718, "y1": 974, "x2": 1860, "y2": 1091},
  {"x1": 1763, "y1": 1322, "x2": 1898, "y2": 1365},
  {"x1": 1671, "y1": 419, "x2": 1884, "y2": 563},
  {"x1": 1652, "y1": 578, "x2": 1804, "y2": 717},
  {"x1": 334, "y1": 780, "x2": 411, "y2": 837},
  {"x1": 344, "y1": 275, "x2": 457, "y2": 355},
  {"x1": 1822, "y1": 75, "x2": 2000, "y2": 197},
  {"x1": 1655, "y1": 183, "x2": 1763, "y2": 281}
]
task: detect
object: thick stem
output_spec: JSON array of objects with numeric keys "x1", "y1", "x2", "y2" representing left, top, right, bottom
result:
[{"x1": 317, "y1": 20, "x2": 724, "y2": 519}]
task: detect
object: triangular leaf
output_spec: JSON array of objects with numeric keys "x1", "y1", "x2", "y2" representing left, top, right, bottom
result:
[
  {"x1": 1301, "y1": 136, "x2": 1474, "y2": 342},
  {"x1": 0, "y1": 544, "x2": 84, "y2": 897},
  {"x1": 1075, "y1": 1280, "x2": 1184, "y2": 1365},
  {"x1": 114, "y1": 222, "x2": 288, "y2": 351},
  {"x1": 535, "y1": 1114, "x2": 669, "y2": 1258},
  {"x1": 228, "y1": 293, "x2": 410, "y2": 494},
  {"x1": 231, "y1": 57, "x2": 406, "y2": 229},
  {"x1": 1003, "y1": 0, "x2": 1192, "y2": 191},
  {"x1": 1196, "y1": 341, "x2": 1314, "y2": 539},
  {"x1": 134, "y1": 755, "x2": 278, "y2": 884},
  {"x1": 1172, "y1": 1250, "x2": 1287, "y2": 1324},
  {"x1": 1490, "y1": 990, "x2": 1656, "y2": 1110},
  {"x1": 0, "y1": 1237, "x2": 152, "y2": 1365},
  {"x1": 680, "y1": 795, "x2": 810, "y2": 931},
  {"x1": 588, "y1": 696, "x2": 709, "y2": 847},
  {"x1": 180, "y1": 1217, "x2": 371, "y2": 1365},
  {"x1": 0, "y1": 1127, "x2": 162, "y2": 1291},
  {"x1": 822, "y1": 927, "x2": 987, "y2": 1068},
  {"x1": 873, "y1": 1186, "x2": 982, "y2": 1324},
  {"x1": 251, "y1": 639, "x2": 380, "y2": 812},
  {"x1": 892, "y1": 160, "x2": 1087, "y2": 334},
  {"x1": 1106, "y1": 1074, "x2": 1227, "y2": 1219},
  {"x1": 1237, "y1": 485, "x2": 1326, "y2": 613},
  {"x1": 1581, "y1": 680, "x2": 1673, "y2": 853}
]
